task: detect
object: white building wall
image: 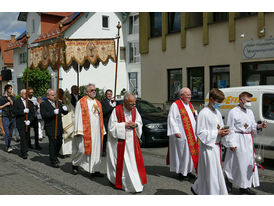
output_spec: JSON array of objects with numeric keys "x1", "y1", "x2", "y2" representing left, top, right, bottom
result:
[
  {"x1": 12, "y1": 12, "x2": 42, "y2": 95},
  {"x1": 123, "y1": 12, "x2": 141, "y2": 97},
  {"x1": 59, "y1": 12, "x2": 128, "y2": 96},
  {"x1": 11, "y1": 46, "x2": 26, "y2": 95},
  {"x1": 26, "y1": 12, "x2": 41, "y2": 44}
]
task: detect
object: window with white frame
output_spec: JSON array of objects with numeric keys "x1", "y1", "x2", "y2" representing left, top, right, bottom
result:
[
  {"x1": 128, "y1": 14, "x2": 139, "y2": 34},
  {"x1": 102, "y1": 15, "x2": 109, "y2": 29},
  {"x1": 19, "y1": 52, "x2": 26, "y2": 64},
  {"x1": 128, "y1": 72, "x2": 138, "y2": 95},
  {"x1": 129, "y1": 42, "x2": 140, "y2": 64}
]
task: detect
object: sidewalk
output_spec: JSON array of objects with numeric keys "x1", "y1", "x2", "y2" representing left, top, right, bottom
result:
[{"x1": 0, "y1": 154, "x2": 67, "y2": 195}]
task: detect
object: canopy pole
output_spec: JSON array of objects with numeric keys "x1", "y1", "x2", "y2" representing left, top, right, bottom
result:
[
  {"x1": 25, "y1": 33, "x2": 30, "y2": 132},
  {"x1": 54, "y1": 23, "x2": 63, "y2": 139},
  {"x1": 113, "y1": 22, "x2": 121, "y2": 102},
  {"x1": 77, "y1": 64, "x2": 80, "y2": 88}
]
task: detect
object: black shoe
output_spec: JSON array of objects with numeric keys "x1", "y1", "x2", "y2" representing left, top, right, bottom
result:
[
  {"x1": 187, "y1": 173, "x2": 197, "y2": 180},
  {"x1": 35, "y1": 145, "x2": 42, "y2": 150},
  {"x1": 178, "y1": 173, "x2": 189, "y2": 181},
  {"x1": 59, "y1": 154, "x2": 65, "y2": 159},
  {"x1": 91, "y1": 172, "x2": 104, "y2": 177},
  {"x1": 239, "y1": 188, "x2": 256, "y2": 195},
  {"x1": 225, "y1": 178, "x2": 232, "y2": 193},
  {"x1": 28, "y1": 144, "x2": 33, "y2": 149},
  {"x1": 20, "y1": 154, "x2": 28, "y2": 159},
  {"x1": 191, "y1": 187, "x2": 197, "y2": 195},
  {"x1": 50, "y1": 162, "x2": 60, "y2": 168},
  {"x1": 72, "y1": 165, "x2": 78, "y2": 175}
]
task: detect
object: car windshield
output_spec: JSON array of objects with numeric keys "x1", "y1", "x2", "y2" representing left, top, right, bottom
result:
[
  {"x1": 263, "y1": 93, "x2": 274, "y2": 120},
  {"x1": 136, "y1": 100, "x2": 160, "y2": 113}
]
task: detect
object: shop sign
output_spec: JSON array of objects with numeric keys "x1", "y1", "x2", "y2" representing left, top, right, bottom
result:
[{"x1": 242, "y1": 37, "x2": 274, "y2": 60}]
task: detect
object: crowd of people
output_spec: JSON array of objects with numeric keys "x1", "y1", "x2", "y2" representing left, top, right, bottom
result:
[
  {"x1": 0, "y1": 83, "x2": 268, "y2": 194},
  {"x1": 167, "y1": 87, "x2": 267, "y2": 195}
]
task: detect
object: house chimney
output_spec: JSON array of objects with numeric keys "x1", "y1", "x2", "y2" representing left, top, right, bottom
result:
[{"x1": 10, "y1": 35, "x2": 16, "y2": 43}]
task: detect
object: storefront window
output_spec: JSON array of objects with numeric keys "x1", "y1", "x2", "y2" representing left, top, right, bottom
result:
[
  {"x1": 188, "y1": 67, "x2": 204, "y2": 101},
  {"x1": 242, "y1": 61, "x2": 274, "y2": 86},
  {"x1": 168, "y1": 69, "x2": 182, "y2": 101},
  {"x1": 263, "y1": 94, "x2": 274, "y2": 120},
  {"x1": 210, "y1": 65, "x2": 230, "y2": 89}
]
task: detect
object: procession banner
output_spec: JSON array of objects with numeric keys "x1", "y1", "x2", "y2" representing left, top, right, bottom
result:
[
  {"x1": 30, "y1": 39, "x2": 116, "y2": 69},
  {"x1": 65, "y1": 39, "x2": 116, "y2": 66},
  {"x1": 30, "y1": 43, "x2": 65, "y2": 70}
]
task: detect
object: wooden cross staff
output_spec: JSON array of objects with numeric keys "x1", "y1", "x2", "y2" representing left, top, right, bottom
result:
[
  {"x1": 113, "y1": 21, "x2": 121, "y2": 102},
  {"x1": 54, "y1": 23, "x2": 63, "y2": 139},
  {"x1": 25, "y1": 32, "x2": 30, "y2": 132}
]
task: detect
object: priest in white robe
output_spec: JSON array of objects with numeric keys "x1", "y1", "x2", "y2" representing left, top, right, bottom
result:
[
  {"x1": 59, "y1": 90, "x2": 75, "y2": 156},
  {"x1": 167, "y1": 87, "x2": 198, "y2": 181},
  {"x1": 71, "y1": 83, "x2": 105, "y2": 177},
  {"x1": 192, "y1": 88, "x2": 230, "y2": 195},
  {"x1": 107, "y1": 93, "x2": 147, "y2": 193},
  {"x1": 223, "y1": 91, "x2": 267, "y2": 195}
]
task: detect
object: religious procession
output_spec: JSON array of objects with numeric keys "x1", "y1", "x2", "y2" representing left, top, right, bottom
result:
[
  {"x1": 0, "y1": 11, "x2": 274, "y2": 196},
  {"x1": 0, "y1": 82, "x2": 269, "y2": 195}
]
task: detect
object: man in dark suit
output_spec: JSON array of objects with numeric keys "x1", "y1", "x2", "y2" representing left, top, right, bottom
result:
[
  {"x1": 40, "y1": 89, "x2": 68, "y2": 168},
  {"x1": 70, "y1": 85, "x2": 82, "y2": 108},
  {"x1": 101, "y1": 89, "x2": 116, "y2": 156},
  {"x1": 14, "y1": 89, "x2": 35, "y2": 159},
  {"x1": 28, "y1": 87, "x2": 42, "y2": 150}
]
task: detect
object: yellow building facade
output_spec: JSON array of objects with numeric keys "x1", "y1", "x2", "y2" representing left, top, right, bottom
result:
[{"x1": 139, "y1": 12, "x2": 274, "y2": 109}]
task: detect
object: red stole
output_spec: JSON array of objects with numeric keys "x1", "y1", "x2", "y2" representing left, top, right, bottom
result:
[
  {"x1": 166, "y1": 100, "x2": 200, "y2": 173},
  {"x1": 114, "y1": 104, "x2": 147, "y2": 189},
  {"x1": 79, "y1": 96, "x2": 104, "y2": 155}
]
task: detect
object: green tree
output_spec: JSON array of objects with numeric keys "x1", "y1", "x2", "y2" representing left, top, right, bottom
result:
[{"x1": 22, "y1": 67, "x2": 51, "y2": 97}]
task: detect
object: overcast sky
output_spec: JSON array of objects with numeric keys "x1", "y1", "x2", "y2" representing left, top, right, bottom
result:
[{"x1": 0, "y1": 12, "x2": 26, "y2": 40}]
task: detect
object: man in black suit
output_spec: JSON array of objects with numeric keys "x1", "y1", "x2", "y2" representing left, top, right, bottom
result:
[
  {"x1": 14, "y1": 89, "x2": 35, "y2": 159},
  {"x1": 28, "y1": 87, "x2": 42, "y2": 150},
  {"x1": 101, "y1": 89, "x2": 116, "y2": 156},
  {"x1": 70, "y1": 85, "x2": 82, "y2": 108},
  {"x1": 40, "y1": 89, "x2": 68, "y2": 168}
]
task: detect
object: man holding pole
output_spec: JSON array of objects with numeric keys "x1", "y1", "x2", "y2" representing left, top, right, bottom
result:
[
  {"x1": 40, "y1": 89, "x2": 68, "y2": 168},
  {"x1": 14, "y1": 89, "x2": 35, "y2": 159}
]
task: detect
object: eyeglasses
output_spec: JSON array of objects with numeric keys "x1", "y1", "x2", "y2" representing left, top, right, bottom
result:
[
  {"x1": 128, "y1": 103, "x2": 136, "y2": 107},
  {"x1": 88, "y1": 89, "x2": 96, "y2": 92}
]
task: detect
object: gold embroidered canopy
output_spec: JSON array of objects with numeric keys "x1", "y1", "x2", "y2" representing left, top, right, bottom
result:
[{"x1": 30, "y1": 39, "x2": 116, "y2": 70}]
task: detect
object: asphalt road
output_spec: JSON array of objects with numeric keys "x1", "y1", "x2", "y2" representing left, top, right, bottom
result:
[{"x1": 0, "y1": 135, "x2": 274, "y2": 195}]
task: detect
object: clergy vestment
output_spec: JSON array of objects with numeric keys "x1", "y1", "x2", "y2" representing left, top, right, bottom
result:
[
  {"x1": 107, "y1": 104, "x2": 147, "y2": 193},
  {"x1": 59, "y1": 102, "x2": 74, "y2": 156},
  {"x1": 223, "y1": 106, "x2": 260, "y2": 189},
  {"x1": 192, "y1": 106, "x2": 228, "y2": 195},
  {"x1": 167, "y1": 99, "x2": 199, "y2": 176},
  {"x1": 72, "y1": 96, "x2": 105, "y2": 173}
]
